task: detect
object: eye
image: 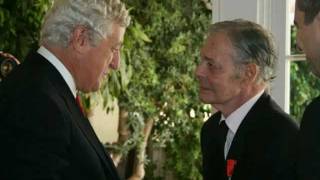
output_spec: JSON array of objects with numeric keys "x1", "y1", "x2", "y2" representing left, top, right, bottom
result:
[
  {"x1": 206, "y1": 61, "x2": 213, "y2": 67},
  {"x1": 200, "y1": 56, "x2": 213, "y2": 66},
  {"x1": 111, "y1": 47, "x2": 120, "y2": 53},
  {"x1": 207, "y1": 60, "x2": 223, "y2": 72},
  {"x1": 110, "y1": 43, "x2": 123, "y2": 53}
]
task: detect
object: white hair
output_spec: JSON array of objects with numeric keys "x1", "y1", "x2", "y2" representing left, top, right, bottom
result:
[{"x1": 40, "y1": 0, "x2": 130, "y2": 47}]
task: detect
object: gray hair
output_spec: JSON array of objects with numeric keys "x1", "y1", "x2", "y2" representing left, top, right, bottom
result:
[
  {"x1": 208, "y1": 19, "x2": 277, "y2": 84},
  {"x1": 40, "y1": 0, "x2": 131, "y2": 47}
]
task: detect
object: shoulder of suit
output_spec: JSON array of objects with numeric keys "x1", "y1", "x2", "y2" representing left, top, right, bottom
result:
[
  {"x1": 248, "y1": 94, "x2": 298, "y2": 130},
  {"x1": 301, "y1": 96, "x2": 320, "y2": 125},
  {"x1": 202, "y1": 112, "x2": 221, "y2": 129},
  {"x1": 306, "y1": 96, "x2": 320, "y2": 110}
]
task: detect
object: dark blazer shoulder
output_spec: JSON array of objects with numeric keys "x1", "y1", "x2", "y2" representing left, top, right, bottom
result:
[
  {"x1": 1, "y1": 51, "x2": 73, "y2": 105},
  {"x1": 202, "y1": 112, "x2": 221, "y2": 131},
  {"x1": 301, "y1": 96, "x2": 320, "y2": 126},
  {"x1": 229, "y1": 93, "x2": 298, "y2": 180},
  {"x1": 247, "y1": 93, "x2": 298, "y2": 130}
]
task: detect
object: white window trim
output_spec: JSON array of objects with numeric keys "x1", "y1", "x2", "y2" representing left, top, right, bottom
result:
[{"x1": 287, "y1": 54, "x2": 306, "y2": 61}]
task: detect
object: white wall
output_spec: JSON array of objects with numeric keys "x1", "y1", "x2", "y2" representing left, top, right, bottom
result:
[{"x1": 89, "y1": 100, "x2": 119, "y2": 143}]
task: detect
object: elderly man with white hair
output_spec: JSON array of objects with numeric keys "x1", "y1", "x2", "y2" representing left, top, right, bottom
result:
[{"x1": 0, "y1": 0, "x2": 130, "y2": 179}]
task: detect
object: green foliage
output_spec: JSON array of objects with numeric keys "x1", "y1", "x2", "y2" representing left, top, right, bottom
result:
[
  {"x1": 290, "y1": 26, "x2": 320, "y2": 121},
  {"x1": 0, "y1": 0, "x2": 51, "y2": 60},
  {"x1": 102, "y1": 15, "x2": 160, "y2": 158},
  {"x1": 290, "y1": 61, "x2": 320, "y2": 120},
  {"x1": 106, "y1": 0, "x2": 212, "y2": 179}
]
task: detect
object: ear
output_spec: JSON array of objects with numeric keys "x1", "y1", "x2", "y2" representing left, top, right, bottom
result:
[
  {"x1": 70, "y1": 26, "x2": 90, "y2": 53},
  {"x1": 242, "y1": 63, "x2": 258, "y2": 84}
]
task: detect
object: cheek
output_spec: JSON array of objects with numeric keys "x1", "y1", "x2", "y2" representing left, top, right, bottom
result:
[
  {"x1": 210, "y1": 77, "x2": 240, "y2": 93},
  {"x1": 303, "y1": 27, "x2": 319, "y2": 49},
  {"x1": 101, "y1": 53, "x2": 111, "y2": 67},
  {"x1": 106, "y1": 53, "x2": 114, "y2": 65},
  {"x1": 296, "y1": 30, "x2": 303, "y2": 46},
  {"x1": 297, "y1": 29, "x2": 309, "y2": 52},
  {"x1": 206, "y1": 74, "x2": 226, "y2": 87},
  {"x1": 205, "y1": 80, "x2": 227, "y2": 96},
  {"x1": 304, "y1": 35, "x2": 318, "y2": 57}
]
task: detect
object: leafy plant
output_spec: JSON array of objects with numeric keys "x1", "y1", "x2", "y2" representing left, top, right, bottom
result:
[
  {"x1": 290, "y1": 25, "x2": 320, "y2": 121},
  {"x1": 0, "y1": 0, "x2": 51, "y2": 60},
  {"x1": 104, "y1": 0, "x2": 212, "y2": 179}
]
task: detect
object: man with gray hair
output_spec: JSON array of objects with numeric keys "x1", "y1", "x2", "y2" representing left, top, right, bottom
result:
[
  {"x1": 197, "y1": 19, "x2": 298, "y2": 180},
  {"x1": 0, "y1": 0, "x2": 130, "y2": 179}
]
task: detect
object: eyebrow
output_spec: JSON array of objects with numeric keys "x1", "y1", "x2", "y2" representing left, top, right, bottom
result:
[
  {"x1": 202, "y1": 55, "x2": 214, "y2": 62},
  {"x1": 202, "y1": 56, "x2": 221, "y2": 66}
]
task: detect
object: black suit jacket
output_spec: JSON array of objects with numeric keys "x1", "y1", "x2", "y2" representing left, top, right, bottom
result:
[
  {"x1": 201, "y1": 93, "x2": 298, "y2": 180},
  {"x1": 298, "y1": 96, "x2": 320, "y2": 180},
  {"x1": 0, "y1": 52, "x2": 120, "y2": 180}
]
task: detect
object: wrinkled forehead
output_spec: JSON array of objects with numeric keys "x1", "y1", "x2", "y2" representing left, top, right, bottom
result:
[
  {"x1": 205, "y1": 32, "x2": 233, "y2": 49},
  {"x1": 201, "y1": 33, "x2": 237, "y2": 59}
]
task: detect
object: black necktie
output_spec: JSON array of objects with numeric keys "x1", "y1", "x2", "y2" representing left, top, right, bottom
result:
[
  {"x1": 218, "y1": 120, "x2": 229, "y2": 180},
  {"x1": 218, "y1": 120, "x2": 229, "y2": 151}
]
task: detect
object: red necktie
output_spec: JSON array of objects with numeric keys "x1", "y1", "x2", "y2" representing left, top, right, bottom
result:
[{"x1": 76, "y1": 95, "x2": 85, "y2": 116}]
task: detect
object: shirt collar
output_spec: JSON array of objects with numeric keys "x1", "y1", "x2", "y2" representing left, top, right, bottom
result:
[
  {"x1": 220, "y1": 90, "x2": 265, "y2": 134},
  {"x1": 37, "y1": 46, "x2": 77, "y2": 98}
]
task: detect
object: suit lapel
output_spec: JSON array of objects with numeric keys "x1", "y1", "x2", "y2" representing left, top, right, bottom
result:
[
  {"x1": 54, "y1": 69, "x2": 119, "y2": 180},
  {"x1": 226, "y1": 93, "x2": 270, "y2": 176},
  {"x1": 63, "y1": 97, "x2": 119, "y2": 179},
  {"x1": 29, "y1": 53, "x2": 119, "y2": 179},
  {"x1": 206, "y1": 113, "x2": 228, "y2": 180}
]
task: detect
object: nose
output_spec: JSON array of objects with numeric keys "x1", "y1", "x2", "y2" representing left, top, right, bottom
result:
[
  {"x1": 195, "y1": 61, "x2": 205, "y2": 79},
  {"x1": 110, "y1": 51, "x2": 120, "y2": 70},
  {"x1": 295, "y1": 31, "x2": 304, "y2": 53}
]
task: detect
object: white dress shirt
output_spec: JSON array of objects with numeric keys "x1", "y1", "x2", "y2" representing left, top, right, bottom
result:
[
  {"x1": 220, "y1": 90, "x2": 265, "y2": 159},
  {"x1": 37, "y1": 46, "x2": 77, "y2": 98}
]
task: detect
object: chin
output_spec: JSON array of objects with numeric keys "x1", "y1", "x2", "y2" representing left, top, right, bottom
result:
[
  {"x1": 199, "y1": 96, "x2": 212, "y2": 104},
  {"x1": 82, "y1": 84, "x2": 100, "y2": 93},
  {"x1": 80, "y1": 88, "x2": 92, "y2": 93},
  {"x1": 91, "y1": 85, "x2": 100, "y2": 92}
]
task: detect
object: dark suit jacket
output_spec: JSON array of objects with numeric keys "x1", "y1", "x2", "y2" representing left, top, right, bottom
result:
[
  {"x1": 201, "y1": 93, "x2": 298, "y2": 180},
  {"x1": 0, "y1": 52, "x2": 120, "y2": 180},
  {"x1": 298, "y1": 96, "x2": 320, "y2": 180}
]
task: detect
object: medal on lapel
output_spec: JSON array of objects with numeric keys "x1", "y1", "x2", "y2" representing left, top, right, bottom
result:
[{"x1": 227, "y1": 159, "x2": 237, "y2": 178}]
